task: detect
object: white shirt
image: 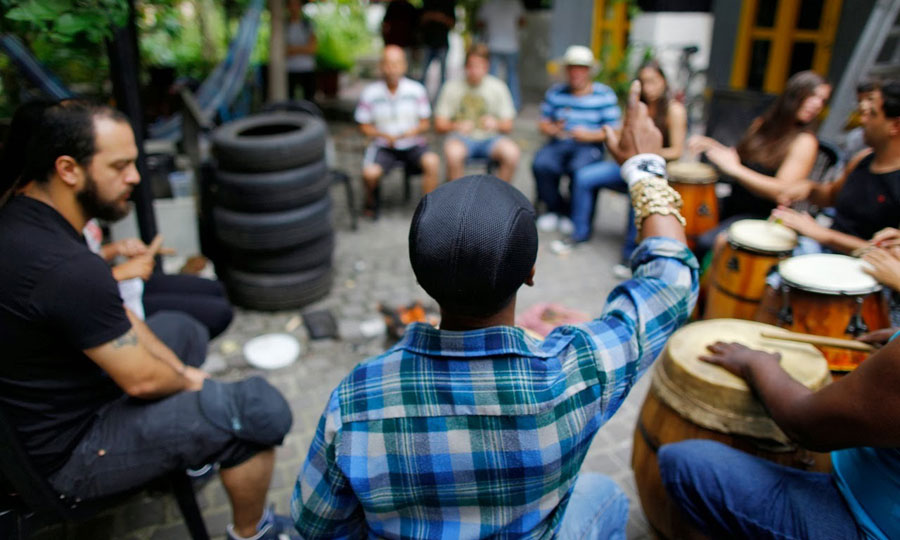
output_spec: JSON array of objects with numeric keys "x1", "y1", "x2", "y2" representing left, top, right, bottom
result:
[
  {"x1": 354, "y1": 77, "x2": 431, "y2": 150},
  {"x1": 477, "y1": 0, "x2": 523, "y2": 54}
]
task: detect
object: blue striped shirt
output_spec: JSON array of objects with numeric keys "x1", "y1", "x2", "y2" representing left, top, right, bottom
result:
[
  {"x1": 540, "y1": 83, "x2": 621, "y2": 132},
  {"x1": 292, "y1": 237, "x2": 698, "y2": 539}
]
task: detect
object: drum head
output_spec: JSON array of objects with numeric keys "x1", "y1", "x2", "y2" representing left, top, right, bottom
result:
[
  {"x1": 667, "y1": 161, "x2": 717, "y2": 184},
  {"x1": 655, "y1": 319, "x2": 830, "y2": 442},
  {"x1": 728, "y1": 219, "x2": 797, "y2": 253},
  {"x1": 779, "y1": 254, "x2": 881, "y2": 295}
]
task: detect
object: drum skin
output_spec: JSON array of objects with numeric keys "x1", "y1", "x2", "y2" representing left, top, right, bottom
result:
[
  {"x1": 705, "y1": 244, "x2": 791, "y2": 320},
  {"x1": 632, "y1": 319, "x2": 831, "y2": 539},
  {"x1": 756, "y1": 286, "x2": 890, "y2": 372}
]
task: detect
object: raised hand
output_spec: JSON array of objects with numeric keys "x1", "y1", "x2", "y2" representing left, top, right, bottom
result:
[{"x1": 603, "y1": 80, "x2": 663, "y2": 164}]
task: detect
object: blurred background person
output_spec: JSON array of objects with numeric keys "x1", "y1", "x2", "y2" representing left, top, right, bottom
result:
[
  {"x1": 286, "y1": 0, "x2": 317, "y2": 102},
  {"x1": 418, "y1": 0, "x2": 456, "y2": 97},
  {"x1": 477, "y1": 0, "x2": 525, "y2": 111}
]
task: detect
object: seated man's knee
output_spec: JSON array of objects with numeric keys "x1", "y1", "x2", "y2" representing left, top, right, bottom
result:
[
  {"x1": 146, "y1": 311, "x2": 209, "y2": 368},
  {"x1": 444, "y1": 139, "x2": 467, "y2": 165},
  {"x1": 658, "y1": 439, "x2": 730, "y2": 493},
  {"x1": 494, "y1": 139, "x2": 520, "y2": 165},
  {"x1": 531, "y1": 145, "x2": 557, "y2": 174},
  {"x1": 362, "y1": 164, "x2": 383, "y2": 185},
  {"x1": 420, "y1": 151, "x2": 440, "y2": 173}
]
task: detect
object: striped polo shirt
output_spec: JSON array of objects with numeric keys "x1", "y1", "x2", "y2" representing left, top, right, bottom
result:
[{"x1": 540, "y1": 82, "x2": 621, "y2": 132}]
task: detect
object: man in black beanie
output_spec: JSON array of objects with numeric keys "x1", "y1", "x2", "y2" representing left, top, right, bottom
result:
[{"x1": 293, "y1": 82, "x2": 699, "y2": 539}]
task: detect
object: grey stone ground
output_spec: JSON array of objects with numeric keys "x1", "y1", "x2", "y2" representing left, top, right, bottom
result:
[{"x1": 32, "y1": 104, "x2": 656, "y2": 540}]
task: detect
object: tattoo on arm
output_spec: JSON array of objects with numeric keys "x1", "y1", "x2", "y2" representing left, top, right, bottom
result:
[{"x1": 112, "y1": 330, "x2": 138, "y2": 349}]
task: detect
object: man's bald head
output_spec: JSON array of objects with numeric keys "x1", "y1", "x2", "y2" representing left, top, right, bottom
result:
[{"x1": 381, "y1": 45, "x2": 407, "y2": 88}]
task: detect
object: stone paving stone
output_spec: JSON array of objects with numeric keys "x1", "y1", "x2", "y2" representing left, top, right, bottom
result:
[{"x1": 30, "y1": 103, "x2": 663, "y2": 539}]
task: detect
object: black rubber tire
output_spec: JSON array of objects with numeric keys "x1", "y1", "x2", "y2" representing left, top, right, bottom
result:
[
  {"x1": 212, "y1": 158, "x2": 329, "y2": 212},
  {"x1": 213, "y1": 196, "x2": 332, "y2": 251},
  {"x1": 224, "y1": 231, "x2": 335, "y2": 274},
  {"x1": 211, "y1": 112, "x2": 326, "y2": 173},
  {"x1": 224, "y1": 265, "x2": 333, "y2": 311}
]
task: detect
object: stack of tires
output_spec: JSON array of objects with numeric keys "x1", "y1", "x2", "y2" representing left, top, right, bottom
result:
[{"x1": 210, "y1": 112, "x2": 334, "y2": 310}]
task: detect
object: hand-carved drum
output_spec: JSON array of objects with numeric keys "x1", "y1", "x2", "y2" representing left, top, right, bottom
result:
[
  {"x1": 632, "y1": 319, "x2": 832, "y2": 539},
  {"x1": 667, "y1": 162, "x2": 719, "y2": 250},
  {"x1": 755, "y1": 253, "x2": 890, "y2": 372},
  {"x1": 704, "y1": 219, "x2": 797, "y2": 320}
]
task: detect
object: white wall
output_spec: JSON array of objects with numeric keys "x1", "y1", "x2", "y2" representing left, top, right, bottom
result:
[{"x1": 628, "y1": 12, "x2": 714, "y2": 81}]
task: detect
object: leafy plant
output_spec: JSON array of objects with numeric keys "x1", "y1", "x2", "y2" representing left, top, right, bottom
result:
[{"x1": 306, "y1": 0, "x2": 371, "y2": 71}]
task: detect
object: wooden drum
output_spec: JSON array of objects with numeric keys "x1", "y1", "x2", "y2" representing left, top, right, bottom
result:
[
  {"x1": 704, "y1": 220, "x2": 797, "y2": 320},
  {"x1": 756, "y1": 254, "x2": 890, "y2": 372},
  {"x1": 632, "y1": 319, "x2": 832, "y2": 540},
  {"x1": 667, "y1": 162, "x2": 719, "y2": 250}
]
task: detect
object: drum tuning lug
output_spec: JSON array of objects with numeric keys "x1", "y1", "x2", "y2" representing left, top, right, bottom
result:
[
  {"x1": 726, "y1": 256, "x2": 739, "y2": 271},
  {"x1": 698, "y1": 203, "x2": 711, "y2": 217},
  {"x1": 845, "y1": 297, "x2": 868, "y2": 336},
  {"x1": 777, "y1": 286, "x2": 793, "y2": 326}
]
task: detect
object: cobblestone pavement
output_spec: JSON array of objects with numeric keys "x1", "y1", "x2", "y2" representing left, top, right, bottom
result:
[{"x1": 33, "y1": 104, "x2": 656, "y2": 540}]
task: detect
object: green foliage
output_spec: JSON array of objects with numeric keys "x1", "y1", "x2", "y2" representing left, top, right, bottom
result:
[
  {"x1": 1, "y1": 0, "x2": 129, "y2": 44},
  {"x1": 307, "y1": 0, "x2": 371, "y2": 71}
]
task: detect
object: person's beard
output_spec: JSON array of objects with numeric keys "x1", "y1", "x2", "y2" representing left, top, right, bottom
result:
[{"x1": 76, "y1": 171, "x2": 131, "y2": 222}]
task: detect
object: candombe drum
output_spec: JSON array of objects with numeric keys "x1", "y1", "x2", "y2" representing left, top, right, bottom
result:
[
  {"x1": 632, "y1": 319, "x2": 832, "y2": 540},
  {"x1": 756, "y1": 253, "x2": 890, "y2": 372},
  {"x1": 666, "y1": 161, "x2": 719, "y2": 250},
  {"x1": 704, "y1": 219, "x2": 797, "y2": 320}
]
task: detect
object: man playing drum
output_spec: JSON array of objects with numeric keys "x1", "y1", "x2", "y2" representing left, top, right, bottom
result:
[
  {"x1": 292, "y1": 83, "x2": 699, "y2": 539},
  {"x1": 658, "y1": 331, "x2": 900, "y2": 539},
  {"x1": 774, "y1": 80, "x2": 900, "y2": 254}
]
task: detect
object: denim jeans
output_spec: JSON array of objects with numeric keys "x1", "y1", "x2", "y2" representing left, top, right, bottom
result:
[
  {"x1": 533, "y1": 139, "x2": 604, "y2": 216},
  {"x1": 489, "y1": 51, "x2": 520, "y2": 111},
  {"x1": 420, "y1": 46, "x2": 448, "y2": 89},
  {"x1": 659, "y1": 440, "x2": 866, "y2": 540},
  {"x1": 557, "y1": 472, "x2": 629, "y2": 540},
  {"x1": 571, "y1": 160, "x2": 637, "y2": 261}
]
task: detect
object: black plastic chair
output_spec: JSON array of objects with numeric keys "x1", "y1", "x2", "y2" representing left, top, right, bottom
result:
[
  {"x1": 811, "y1": 139, "x2": 844, "y2": 183},
  {"x1": 0, "y1": 407, "x2": 210, "y2": 539}
]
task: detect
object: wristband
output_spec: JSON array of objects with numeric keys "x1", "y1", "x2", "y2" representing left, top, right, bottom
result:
[{"x1": 621, "y1": 153, "x2": 667, "y2": 188}]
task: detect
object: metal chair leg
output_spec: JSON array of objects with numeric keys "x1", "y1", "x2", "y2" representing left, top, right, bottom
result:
[{"x1": 169, "y1": 472, "x2": 210, "y2": 540}]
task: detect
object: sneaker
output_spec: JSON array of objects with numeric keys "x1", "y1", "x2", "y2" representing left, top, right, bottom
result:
[
  {"x1": 550, "y1": 237, "x2": 578, "y2": 255},
  {"x1": 612, "y1": 263, "x2": 632, "y2": 280},
  {"x1": 536, "y1": 213, "x2": 559, "y2": 233},
  {"x1": 558, "y1": 217, "x2": 575, "y2": 236},
  {"x1": 227, "y1": 504, "x2": 301, "y2": 540}
]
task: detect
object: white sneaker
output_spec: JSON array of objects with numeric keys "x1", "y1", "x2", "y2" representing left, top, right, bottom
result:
[
  {"x1": 558, "y1": 217, "x2": 575, "y2": 236},
  {"x1": 612, "y1": 263, "x2": 632, "y2": 280},
  {"x1": 550, "y1": 238, "x2": 579, "y2": 255},
  {"x1": 536, "y1": 213, "x2": 559, "y2": 233}
]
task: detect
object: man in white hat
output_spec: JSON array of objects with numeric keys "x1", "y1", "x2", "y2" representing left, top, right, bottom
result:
[{"x1": 533, "y1": 45, "x2": 621, "y2": 236}]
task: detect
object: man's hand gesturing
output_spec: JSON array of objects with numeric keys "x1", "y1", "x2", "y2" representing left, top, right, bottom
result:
[{"x1": 603, "y1": 80, "x2": 663, "y2": 164}]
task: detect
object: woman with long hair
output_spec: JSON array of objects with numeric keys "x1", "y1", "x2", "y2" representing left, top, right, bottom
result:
[
  {"x1": 638, "y1": 59, "x2": 686, "y2": 161},
  {"x1": 691, "y1": 70, "x2": 831, "y2": 257}
]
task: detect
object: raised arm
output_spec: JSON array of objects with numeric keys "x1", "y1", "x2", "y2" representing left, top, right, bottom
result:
[{"x1": 659, "y1": 101, "x2": 686, "y2": 161}]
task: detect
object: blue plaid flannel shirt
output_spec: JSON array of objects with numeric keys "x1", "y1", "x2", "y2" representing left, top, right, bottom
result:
[{"x1": 292, "y1": 237, "x2": 698, "y2": 539}]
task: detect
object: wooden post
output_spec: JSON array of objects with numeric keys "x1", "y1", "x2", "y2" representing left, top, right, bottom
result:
[
  {"x1": 107, "y1": 0, "x2": 158, "y2": 244},
  {"x1": 268, "y1": 0, "x2": 288, "y2": 102}
]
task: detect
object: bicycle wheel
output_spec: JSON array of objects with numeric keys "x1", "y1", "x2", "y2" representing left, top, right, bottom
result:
[{"x1": 685, "y1": 70, "x2": 709, "y2": 133}]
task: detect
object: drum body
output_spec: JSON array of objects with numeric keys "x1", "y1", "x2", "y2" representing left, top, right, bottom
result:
[
  {"x1": 632, "y1": 319, "x2": 832, "y2": 539},
  {"x1": 704, "y1": 220, "x2": 797, "y2": 320},
  {"x1": 667, "y1": 162, "x2": 719, "y2": 250},
  {"x1": 756, "y1": 254, "x2": 890, "y2": 372}
]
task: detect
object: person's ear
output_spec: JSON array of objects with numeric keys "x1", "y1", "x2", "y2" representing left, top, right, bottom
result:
[
  {"x1": 524, "y1": 266, "x2": 535, "y2": 287},
  {"x1": 889, "y1": 117, "x2": 900, "y2": 137},
  {"x1": 55, "y1": 155, "x2": 82, "y2": 188}
]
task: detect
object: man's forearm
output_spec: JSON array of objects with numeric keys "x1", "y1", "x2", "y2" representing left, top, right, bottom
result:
[
  {"x1": 744, "y1": 358, "x2": 822, "y2": 447},
  {"x1": 813, "y1": 227, "x2": 868, "y2": 254},
  {"x1": 126, "y1": 308, "x2": 187, "y2": 374}
]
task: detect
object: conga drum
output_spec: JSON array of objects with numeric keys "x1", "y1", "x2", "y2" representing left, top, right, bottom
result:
[
  {"x1": 704, "y1": 220, "x2": 797, "y2": 320},
  {"x1": 632, "y1": 319, "x2": 832, "y2": 540},
  {"x1": 756, "y1": 253, "x2": 890, "y2": 372},
  {"x1": 667, "y1": 162, "x2": 719, "y2": 250}
]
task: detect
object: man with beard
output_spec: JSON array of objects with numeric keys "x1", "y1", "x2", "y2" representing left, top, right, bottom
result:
[{"x1": 0, "y1": 101, "x2": 298, "y2": 540}]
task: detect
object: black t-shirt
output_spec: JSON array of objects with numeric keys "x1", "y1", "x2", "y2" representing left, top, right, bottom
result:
[
  {"x1": 721, "y1": 161, "x2": 779, "y2": 220},
  {"x1": 831, "y1": 153, "x2": 900, "y2": 240},
  {"x1": 419, "y1": 0, "x2": 455, "y2": 48},
  {"x1": 0, "y1": 196, "x2": 130, "y2": 475},
  {"x1": 383, "y1": 1, "x2": 419, "y2": 47}
]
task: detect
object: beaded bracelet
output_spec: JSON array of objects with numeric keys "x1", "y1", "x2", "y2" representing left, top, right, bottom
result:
[{"x1": 629, "y1": 176, "x2": 686, "y2": 232}]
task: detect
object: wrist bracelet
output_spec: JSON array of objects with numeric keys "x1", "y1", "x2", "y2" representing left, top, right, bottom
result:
[{"x1": 630, "y1": 176, "x2": 686, "y2": 232}]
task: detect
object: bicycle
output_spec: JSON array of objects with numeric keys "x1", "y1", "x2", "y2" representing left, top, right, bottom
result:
[{"x1": 672, "y1": 45, "x2": 709, "y2": 135}]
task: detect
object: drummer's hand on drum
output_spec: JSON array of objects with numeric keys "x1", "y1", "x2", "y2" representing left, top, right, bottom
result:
[
  {"x1": 862, "y1": 248, "x2": 900, "y2": 291},
  {"x1": 703, "y1": 145, "x2": 741, "y2": 176},
  {"x1": 870, "y1": 227, "x2": 900, "y2": 249},
  {"x1": 604, "y1": 80, "x2": 663, "y2": 165},
  {"x1": 686, "y1": 135, "x2": 726, "y2": 155},
  {"x1": 770, "y1": 206, "x2": 821, "y2": 238},
  {"x1": 856, "y1": 327, "x2": 900, "y2": 347},
  {"x1": 775, "y1": 180, "x2": 815, "y2": 206},
  {"x1": 699, "y1": 341, "x2": 781, "y2": 380}
]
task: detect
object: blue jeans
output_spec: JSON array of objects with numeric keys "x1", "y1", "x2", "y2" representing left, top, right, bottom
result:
[
  {"x1": 659, "y1": 440, "x2": 865, "y2": 540},
  {"x1": 571, "y1": 160, "x2": 637, "y2": 260},
  {"x1": 420, "y1": 46, "x2": 448, "y2": 88},
  {"x1": 489, "y1": 51, "x2": 520, "y2": 111},
  {"x1": 533, "y1": 139, "x2": 604, "y2": 216},
  {"x1": 449, "y1": 134, "x2": 501, "y2": 161},
  {"x1": 557, "y1": 472, "x2": 629, "y2": 540}
]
